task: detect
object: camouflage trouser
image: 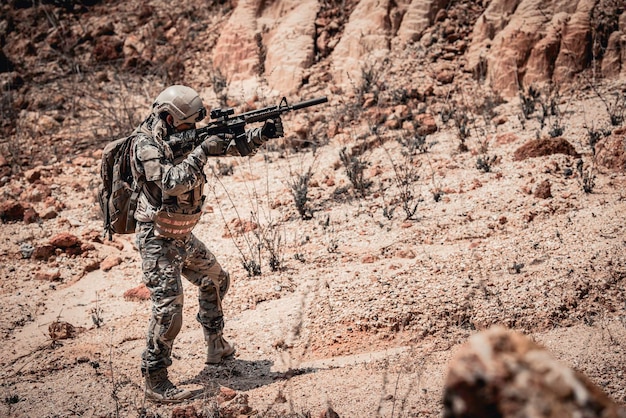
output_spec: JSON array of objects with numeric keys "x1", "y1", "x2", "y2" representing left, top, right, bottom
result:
[{"x1": 135, "y1": 222, "x2": 230, "y2": 374}]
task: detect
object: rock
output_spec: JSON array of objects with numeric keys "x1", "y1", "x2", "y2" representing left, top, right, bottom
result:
[
  {"x1": 213, "y1": 0, "x2": 320, "y2": 95},
  {"x1": 223, "y1": 218, "x2": 258, "y2": 238},
  {"x1": 415, "y1": 113, "x2": 438, "y2": 136},
  {"x1": 83, "y1": 259, "x2": 101, "y2": 274},
  {"x1": 33, "y1": 244, "x2": 56, "y2": 260},
  {"x1": 171, "y1": 405, "x2": 201, "y2": 418},
  {"x1": 49, "y1": 321, "x2": 76, "y2": 340},
  {"x1": 35, "y1": 269, "x2": 61, "y2": 281},
  {"x1": 211, "y1": 0, "x2": 265, "y2": 93},
  {"x1": 395, "y1": 248, "x2": 416, "y2": 258},
  {"x1": 513, "y1": 137, "x2": 580, "y2": 161},
  {"x1": 50, "y1": 232, "x2": 80, "y2": 249},
  {"x1": 436, "y1": 68, "x2": 455, "y2": 84},
  {"x1": 330, "y1": 0, "x2": 391, "y2": 87},
  {"x1": 123, "y1": 284, "x2": 150, "y2": 301},
  {"x1": 318, "y1": 407, "x2": 341, "y2": 418},
  {"x1": 40, "y1": 208, "x2": 58, "y2": 220},
  {"x1": 601, "y1": 31, "x2": 623, "y2": 78},
  {"x1": 263, "y1": 0, "x2": 319, "y2": 93},
  {"x1": 0, "y1": 200, "x2": 25, "y2": 222},
  {"x1": 554, "y1": 0, "x2": 595, "y2": 83},
  {"x1": 362, "y1": 254, "x2": 378, "y2": 263},
  {"x1": 93, "y1": 35, "x2": 124, "y2": 62},
  {"x1": 101, "y1": 256, "x2": 122, "y2": 272},
  {"x1": 443, "y1": 326, "x2": 626, "y2": 418},
  {"x1": 21, "y1": 111, "x2": 59, "y2": 134},
  {"x1": 23, "y1": 207, "x2": 39, "y2": 224},
  {"x1": 23, "y1": 168, "x2": 41, "y2": 183},
  {"x1": 534, "y1": 179, "x2": 552, "y2": 199},
  {"x1": 21, "y1": 184, "x2": 51, "y2": 203},
  {"x1": 72, "y1": 156, "x2": 95, "y2": 167},
  {"x1": 219, "y1": 393, "x2": 253, "y2": 416},
  {"x1": 217, "y1": 386, "x2": 237, "y2": 403}
]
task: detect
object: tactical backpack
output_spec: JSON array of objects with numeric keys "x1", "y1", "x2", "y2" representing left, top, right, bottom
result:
[{"x1": 98, "y1": 134, "x2": 143, "y2": 240}]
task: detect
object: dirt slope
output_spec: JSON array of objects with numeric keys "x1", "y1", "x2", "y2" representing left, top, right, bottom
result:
[{"x1": 1, "y1": 1, "x2": 626, "y2": 417}]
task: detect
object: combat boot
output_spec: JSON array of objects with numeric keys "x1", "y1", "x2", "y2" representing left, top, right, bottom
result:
[
  {"x1": 144, "y1": 368, "x2": 193, "y2": 403},
  {"x1": 205, "y1": 332, "x2": 236, "y2": 364}
]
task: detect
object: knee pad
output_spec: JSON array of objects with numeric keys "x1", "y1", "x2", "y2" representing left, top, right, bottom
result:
[
  {"x1": 221, "y1": 270, "x2": 231, "y2": 296},
  {"x1": 162, "y1": 311, "x2": 183, "y2": 341}
]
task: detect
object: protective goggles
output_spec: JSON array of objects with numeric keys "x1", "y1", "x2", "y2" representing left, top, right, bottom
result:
[{"x1": 178, "y1": 107, "x2": 207, "y2": 124}]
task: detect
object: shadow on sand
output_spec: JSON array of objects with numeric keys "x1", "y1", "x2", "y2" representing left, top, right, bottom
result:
[{"x1": 181, "y1": 357, "x2": 317, "y2": 392}]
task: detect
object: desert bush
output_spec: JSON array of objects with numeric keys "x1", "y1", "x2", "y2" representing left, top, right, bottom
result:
[
  {"x1": 603, "y1": 92, "x2": 625, "y2": 126},
  {"x1": 339, "y1": 147, "x2": 372, "y2": 197},
  {"x1": 476, "y1": 155, "x2": 497, "y2": 173},
  {"x1": 576, "y1": 159, "x2": 596, "y2": 194},
  {"x1": 584, "y1": 74, "x2": 626, "y2": 126},
  {"x1": 451, "y1": 107, "x2": 472, "y2": 152},
  {"x1": 211, "y1": 164, "x2": 286, "y2": 276},
  {"x1": 396, "y1": 131, "x2": 430, "y2": 155},
  {"x1": 324, "y1": 222, "x2": 339, "y2": 254},
  {"x1": 287, "y1": 166, "x2": 315, "y2": 220},
  {"x1": 584, "y1": 124, "x2": 612, "y2": 155},
  {"x1": 519, "y1": 85, "x2": 541, "y2": 120},
  {"x1": 386, "y1": 151, "x2": 422, "y2": 221}
]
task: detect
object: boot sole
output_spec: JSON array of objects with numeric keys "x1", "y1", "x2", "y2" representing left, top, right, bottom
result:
[
  {"x1": 145, "y1": 394, "x2": 191, "y2": 404},
  {"x1": 145, "y1": 389, "x2": 195, "y2": 404}
]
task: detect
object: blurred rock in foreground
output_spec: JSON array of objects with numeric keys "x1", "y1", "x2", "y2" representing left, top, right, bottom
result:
[{"x1": 443, "y1": 326, "x2": 626, "y2": 418}]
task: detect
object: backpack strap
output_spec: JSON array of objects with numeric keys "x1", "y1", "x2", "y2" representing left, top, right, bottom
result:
[{"x1": 125, "y1": 176, "x2": 144, "y2": 232}]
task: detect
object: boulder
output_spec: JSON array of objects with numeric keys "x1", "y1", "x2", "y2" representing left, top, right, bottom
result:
[{"x1": 443, "y1": 326, "x2": 626, "y2": 418}]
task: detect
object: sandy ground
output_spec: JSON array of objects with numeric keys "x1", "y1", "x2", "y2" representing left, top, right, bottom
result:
[{"x1": 1, "y1": 82, "x2": 626, "y2": 417}]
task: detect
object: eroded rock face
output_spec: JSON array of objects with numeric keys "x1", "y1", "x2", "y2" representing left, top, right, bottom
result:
[
  {"x1": 212, "y1": 0, "x2": 624, "y2": 99},
  {"x1": 329, "y1": 0, "x2": 393, "y2": 87},
  {"x1": 466, "y1": 0, "x2": 625, "y2": 97},
  {"x1": 213, "y1": 0, "x2": 453, "y2": 95},
  {"x1": 443, "y1": 326, "x2": 626, "y2": 418},
  {"x1": 396, "y1": 0, "x2": 450, "y2": 44},
  {"x1": 212, "y1": 0, "x2": 263, "y2": 90},
  {"x1": 263, "y1": 0, "x2": 319, "y2": 94},
  {"x1": 212, "y1": 0, "x2": 319, "y2": 97}
]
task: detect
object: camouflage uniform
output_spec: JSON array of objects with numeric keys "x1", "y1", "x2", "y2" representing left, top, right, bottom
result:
[{"x1": 131, "y1": 113, "x2": 265, "y2": 374}]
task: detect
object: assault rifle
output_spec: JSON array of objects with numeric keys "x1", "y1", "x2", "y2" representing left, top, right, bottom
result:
[{"x1": 166, "y1": 96, "x2": 328, "y2": 157}]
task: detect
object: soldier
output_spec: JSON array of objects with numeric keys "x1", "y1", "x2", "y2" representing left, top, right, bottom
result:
[{"x1": 130, "y1": 85, "x2": 283, "y2": 403}]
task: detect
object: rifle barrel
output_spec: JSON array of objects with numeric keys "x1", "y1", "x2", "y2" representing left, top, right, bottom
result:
[
  {"x1": 291, "y1": 96, "x2": 328, "y2": 111},
  {"x1": 240, "y1": 96, "x2": 328, "y2": 124}
]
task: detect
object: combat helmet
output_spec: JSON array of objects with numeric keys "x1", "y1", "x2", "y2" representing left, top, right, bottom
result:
[{"x1": 153, "y1": 85, "x2": 207, "y2": 126}]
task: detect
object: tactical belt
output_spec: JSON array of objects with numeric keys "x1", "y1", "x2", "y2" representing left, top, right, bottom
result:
[{"x1": 153, "y1": 210, "x2": 202, "y2": 240}]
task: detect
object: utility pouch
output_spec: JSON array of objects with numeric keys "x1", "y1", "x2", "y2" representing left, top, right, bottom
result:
[{"x1": 153, "y1": 210, "x2": 202, "y2": 240}]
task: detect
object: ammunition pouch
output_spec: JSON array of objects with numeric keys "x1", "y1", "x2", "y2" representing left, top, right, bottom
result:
[{"x1": 153, "y1": 210, "x2": 202, "y2": 240}]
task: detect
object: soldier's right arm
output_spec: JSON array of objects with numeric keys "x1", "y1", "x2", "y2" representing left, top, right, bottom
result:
[{"x1": 135, "y1": 136, "x2": 209, "y2": 197}]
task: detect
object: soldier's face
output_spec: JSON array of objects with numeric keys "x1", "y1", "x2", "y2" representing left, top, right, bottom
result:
[
  {"x1": 166, "y1": 114, "x2": 195, "y2": 132},
  {"x1": 174, "y1": 122, "x2": 195, "y2": 132}
]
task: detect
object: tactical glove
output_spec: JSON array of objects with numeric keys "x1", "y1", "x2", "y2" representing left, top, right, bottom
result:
[
  {"x1": 200, "y1": 133, "x2": 231, "y2": 156},
  {"x1": 261, "y1": 118, "x2": 284, "y2": 140}
]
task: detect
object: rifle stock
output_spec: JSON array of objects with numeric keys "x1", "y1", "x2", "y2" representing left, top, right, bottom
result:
[{"x1": 166, "y1": 96, "x2": 328, "y2": 156}]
